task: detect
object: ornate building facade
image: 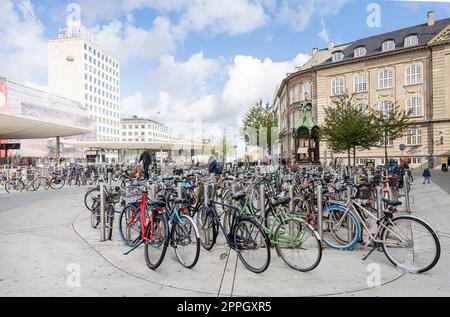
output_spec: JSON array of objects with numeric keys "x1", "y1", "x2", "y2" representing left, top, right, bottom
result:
[{"x1": 273, "y1": 12, "x2": 450, "y2": 168}]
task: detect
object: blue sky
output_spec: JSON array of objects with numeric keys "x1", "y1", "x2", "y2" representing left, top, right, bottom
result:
[{"x1": 1, "y1": 0, "x2": 450, "y2": 135}]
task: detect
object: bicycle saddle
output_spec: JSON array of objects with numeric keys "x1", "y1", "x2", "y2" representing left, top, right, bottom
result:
[
  {"x1": 150, "y1": 200, "x2": 166, "y2": 208},
  {"x1": 273, "y1": 195, "x2": 290, "y2": 205},
  {"x1": 382, "y1": 198, "x2": 402, "y2": 207},
  {"x1": 232, "y1": 192, "x2": 246, "y2": 200}
]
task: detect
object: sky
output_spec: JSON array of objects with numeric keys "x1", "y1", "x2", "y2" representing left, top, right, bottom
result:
[{"x1": 1, "y1": 0, "x2": 450, "y2": 140}]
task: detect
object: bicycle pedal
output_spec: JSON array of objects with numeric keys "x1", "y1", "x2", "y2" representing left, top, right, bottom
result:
[{"x1": 219, "y1": 253, "x2": 228, "y2": 260}]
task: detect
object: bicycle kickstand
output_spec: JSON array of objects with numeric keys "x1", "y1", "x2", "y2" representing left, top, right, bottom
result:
[
  {"x1": 123, "y1": 240, "x2": 144, "y2": 255},
  {"x1": 361, "y1": 244, "x2": 378, "y2": 261}
]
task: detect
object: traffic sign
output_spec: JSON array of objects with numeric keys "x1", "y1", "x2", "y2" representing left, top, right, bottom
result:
[{"x1": 399, "y1": 144, "x2": 406, "y2": 151}]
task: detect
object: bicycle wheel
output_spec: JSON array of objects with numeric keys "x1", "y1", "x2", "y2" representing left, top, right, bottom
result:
[
  {"x1": 233, "y1": 217, "x2": 271, "y2": 273},
  {"x1": 50, "y1": 176, "x2": 65, "y2": 189},
  {"x1": 84, "y1": 188, "x2": 100, "y2": 211},
  {"x1": 274, "y1": 218, "x2": 322, "y2": 272},
  {"x1": 197, "y1": 208, "x2": 217, "y2": 251},
  {"x1": 144, "y1": 213, "x2": 169, "y2": 270},
  {"x1": 171, "y1": 214, "x2": 200, "y2": 269},
  {"x1": 118, "y1": 204, "x2": 142, "y2": 247},
  {"x1": 5, "y1": 179, "x2": 25, "y2": 193},
  {"x1": 381, "y1": 215, "x2": 440, "y2": 273},
  {"x1": 323, "y1": 205, "x2": 360, "y2": 250},
  {"x1": 90, "y1": 199, "x2": 100, "y2": 229}
]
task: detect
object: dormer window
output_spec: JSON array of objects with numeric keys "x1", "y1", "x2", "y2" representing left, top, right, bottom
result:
[
  {"x1": 354, "y1": 46, "x2": 367, "y2": 58},
  {"x1": 332, "y1": 51, "x2": 344, "y2": 62},
  {"x1": 382, "y1": 40, "x2": 396, "y2": 52},
  {"x1": 404, "y1": 35, "x2": 418, "y2": 47}
]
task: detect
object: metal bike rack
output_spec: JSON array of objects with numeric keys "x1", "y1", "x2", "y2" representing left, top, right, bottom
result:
[
  {"x1": 403, "y1": 174, "x2": 411, "y2": 214},
  {"x1": 108, "y1": 172, "x2": 112, "y2": 185},
  {"x1": 316, "y1": 185, "x2": 323, "y2": 244},
  {"x1": 204, "y1": 182, "x2": 209, "y2": 206},
  {"x1": 376, "y1": 186, "x2": 383, "y2": 219},
  {"x1": 289, "y1": 184, "x2": 294, "y2": 213},
  {"x1": 151, "y1": 183, "x2": 157, "y2": 201},
  {"x1": 177, "y1": 183, "x2": 182, "y2": 199},
  {"x1": 260, "y1": 183, "x2": 265, "y2": 221},
  {"x1": 99, "y1": 180, "x2": 106, "y2": 242}
]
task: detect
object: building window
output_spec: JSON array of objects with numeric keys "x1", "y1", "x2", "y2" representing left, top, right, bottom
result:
[
  {"x1": 356, "y1": 103, "x2": 369, "y2": 115},
  {"x1": 404, "y1": 35, "x2": 418, "y2": 47},
  {"x1": 332, "y1": 51, "x2": 344, "y2": 62},
  {"x1": 405, "y1": 63, "x2": 422, "y2": 85},
  {"x1": 406, "y1": 97, "x2": 423, "y2": 117},
  {"x1": 354, "y1": 46, "x2": 366, "y2": 58},
  {"x1": 303, "y1": 82, "x2": 311, "y2": 100},
  {"x1": 379, "y1": 68, "x2": 394, "y2": 89},
  {"x1": 380, "y1": 132, "x2": 394, "y2": 146},
  {"x1": 406, "y1": 128, "x2": 422, "y2": 145},
  {"x1": 412, "y1": 157, "x2": 423, "y2": 164},
  {"x1": 353, "y1": 73, "x2": 368, "y2": 93},
  {"x1": 331, "y1": 77, "x2": 344, "y2": 96},
  {"x1": 382, "y1": 40, "x2": 395, "y2": 52},
  {"x1": 380, "y1": 100, "x2": 394, "y2": 118}
]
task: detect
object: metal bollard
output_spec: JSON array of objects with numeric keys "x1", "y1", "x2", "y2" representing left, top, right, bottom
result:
[
  {"x1": 376, "y1": 186, "x2": 383, "y2": 219},
  {"x1": 151, "y1": 183, "x2": 157, "y2": 201},
  {"x1": 316, "y1": 185, "x2": 323, "y2": 244},
  {"x1": 204, "y1": 182, "x2": 209, "y2": 206},
  {"x1": 289, "y1": 184, "x2": 294, "y2": 213},
  {"x1": 108, "y1": 172, "x2": 112, "y2": 185},
  {"x1": 260, "y1": 183, "x2": 265, "y2": 222},
  {"x1": 403, "y1": 174, "x2": 411, "y2": 214},
  {"x1": 177, "y1": 183, "x2": 183, "y2": 199},
  {"x1": 99, "y1": 181, "x2": 106, "y2": 242}
]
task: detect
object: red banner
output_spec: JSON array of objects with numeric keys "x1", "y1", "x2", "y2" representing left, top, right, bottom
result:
[{"x1": 1, "y1": 79, "x2": 8, "y2": 157}]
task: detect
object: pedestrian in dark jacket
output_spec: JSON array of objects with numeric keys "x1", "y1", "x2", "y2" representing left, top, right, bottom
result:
[
  {"x1": 139, "y1": 150, "x2": 152, "y2": 180},
  {"x1": 423, "y1": 168, "x2": 431, "y2": 184}
]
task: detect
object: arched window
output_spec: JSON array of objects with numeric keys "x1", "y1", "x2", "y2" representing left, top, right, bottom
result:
[
  {"x1": 353, "y1": 73, "x2": 368, "y2": 93},
  {"x1": 331, "y1": 77, "x2": 344, "y2": 96},
  {"x1": 379, "y1": 68, "x2": 394, "y2": 89},
  {"x1": 382, "y1": 40, "x2": 396, "y2": 52},
  {"x1": 354, "y1": 46, "x2": 367, "y2": 58},
  {"x1": 406, "y1": 97, "x2": 423, "y2": 117},
  {"x1": 380, "y1": 100, "x2": 394, "y2": 118},
  {"x1": 404, "y1": 35, "x2": 419, "y2": 47},
  {"x1": 332, "y1": 51, "x2": 344, "y2": 62},
  {"x1": 405, "y1": 63, "x2": 422, "y2": 85}
]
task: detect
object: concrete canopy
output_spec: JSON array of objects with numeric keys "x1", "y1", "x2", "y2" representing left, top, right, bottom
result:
[
  {"x1": 63, "y1": 141, "x2": 206, "y2": 151},
  {"x1": 0, "y1": 112, "x2": 90, "y2": 139}
]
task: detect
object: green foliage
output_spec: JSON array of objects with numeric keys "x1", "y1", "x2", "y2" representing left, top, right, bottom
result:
[
  {"x1": 240, "y1": 99, "x2": 277, "y2": 153},
  {"x1": 320, "y1": 93, "x2": 380, "y2": 165},
  {"x1": 371, "y1": 102, "x2": 411, "y2": 162}
]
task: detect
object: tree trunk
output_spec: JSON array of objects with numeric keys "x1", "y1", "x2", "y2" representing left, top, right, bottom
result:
[{"x1": 353, "y1": 147, "x2": 356, "y2": 167}]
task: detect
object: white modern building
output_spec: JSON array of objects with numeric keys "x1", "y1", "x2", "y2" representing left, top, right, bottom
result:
[
  {"x1": 48, "y1": 31, "x2": 121, "y2": 143},
  {"x1": 120, "y1": 115, "x2": 169, "y2": 143}
]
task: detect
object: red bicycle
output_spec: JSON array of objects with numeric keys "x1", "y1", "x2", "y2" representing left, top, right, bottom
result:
[{"x1": 118, "y1": 188, "x2": 169, "y2": 270}]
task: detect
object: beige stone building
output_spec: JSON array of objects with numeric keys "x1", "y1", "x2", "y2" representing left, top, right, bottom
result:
[{"x1": 274, "y1": 12, "x2": 450, "y2": 169}]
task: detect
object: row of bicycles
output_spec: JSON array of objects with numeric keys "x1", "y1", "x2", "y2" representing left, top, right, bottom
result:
[
  {"x1": 84, "y1": 164, "x2": 441, "y2": 275},
  {"x1": 0, "y1": 163, "x2": 148, "y2": 193}
]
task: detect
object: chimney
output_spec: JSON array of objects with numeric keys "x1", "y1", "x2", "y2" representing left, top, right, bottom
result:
[
  {"x1": 428, "y1": 11, "x2": 435, "y2": 27},
  {"x1": 328, "y1": 41, "x2": 334, "y2": 51},
  {"x1": 312, "y1": 47, "x2": 319, "y2": 56}
]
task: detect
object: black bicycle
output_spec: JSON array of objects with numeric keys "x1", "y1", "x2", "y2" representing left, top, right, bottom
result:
[{"x1": 198, "y1": 199, "x2": 271, "y2": 274}]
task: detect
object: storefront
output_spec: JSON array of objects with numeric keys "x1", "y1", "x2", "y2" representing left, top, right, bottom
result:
[{"x1": 292, "y1": 102, "x2": 320, "y2": 163}]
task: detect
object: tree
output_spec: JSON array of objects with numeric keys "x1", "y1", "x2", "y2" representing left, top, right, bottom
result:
[
  {"x1": 241, "y1": 100, "x2": 277, "y2": 156},
  {"x1": 215, "y1": 129, "x2": 235, "y2": 162},
  {"x1": 372, "y1": 102, "x2": 410, "y2": 164},
  {"x1": 320, "y1": 94, "x2": 380, "y2": 166}
]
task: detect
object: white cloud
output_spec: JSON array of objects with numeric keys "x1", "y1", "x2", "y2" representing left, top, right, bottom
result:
[
  {"x1": 277, "y1": 0, "x2": 352, "y2": 32},
  {"x1": 221, "y1": 52, "x2": 310, "y2": 117},
  {"x1": 91, "y1": 15, "x2": 175, "y2": 63},
  {"x1": 173, "y1": 0, "x2": 269, "y2": 38},
  {"x1": 0, "y1": 0, "x2": 47, "y2": 83},
  {"x1": 318, "y1": 18, "x2": 331, "y2": 43},
  {"x1": 121, "y1": 91, "x2": 146, "y2": 117},
  {"x1": 147, "y1": 52, "x2": 223, "y2": 97}
]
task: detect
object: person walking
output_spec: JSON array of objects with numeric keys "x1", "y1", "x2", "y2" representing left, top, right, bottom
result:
[
  {"x1": 423, "y1": 167, "x2": 431, "y2": 184},
  {"x1": 139, "y1": 150, "x2": 152, "y2": 180},
  {"x1": 208, "y1": 154, "x2": 218, "y2": 182}
]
